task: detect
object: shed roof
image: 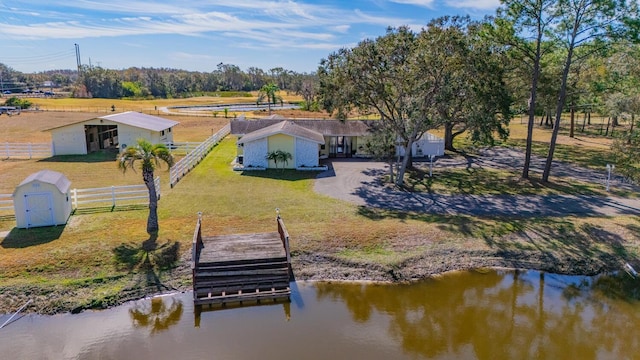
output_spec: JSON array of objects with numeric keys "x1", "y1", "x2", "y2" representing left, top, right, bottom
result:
[
  {"x1": 238, "y1": 121, "x2": 325, "y2": 145},
  {"x1": 14, "y1": 170, "x2": 71, "y2": 195},
  {"x1": 231, "y1": 119, "x2": 376, "y2": 137},
  {"x1": 45, "y1": 111, "x2": 179, "y2": 132}
]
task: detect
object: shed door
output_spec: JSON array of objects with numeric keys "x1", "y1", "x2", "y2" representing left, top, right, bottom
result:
[{"x1": 24, "y1": 192, "x2": 55, "y2": 228}]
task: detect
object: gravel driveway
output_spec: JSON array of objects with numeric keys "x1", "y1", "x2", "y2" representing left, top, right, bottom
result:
[{"x1": 313, "y1": 148, "x2": 640, "y2": 217}]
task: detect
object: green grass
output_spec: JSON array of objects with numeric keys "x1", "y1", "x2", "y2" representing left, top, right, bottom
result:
[{"x1": 506, "y1": 139, "x2": 614, "y2": 170}]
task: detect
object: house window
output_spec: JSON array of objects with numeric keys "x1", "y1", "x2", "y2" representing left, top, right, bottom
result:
[
  {"x1": 168, "y1": 128, "x2": 171, "y2": 133},
  {"x1": 161, "y1": 130, "x2": 165, "y2": 136}
]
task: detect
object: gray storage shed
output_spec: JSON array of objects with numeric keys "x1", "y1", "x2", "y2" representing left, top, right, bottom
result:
[{"x1": 13, "y1": 170, "x2": 72, "y2": 228}]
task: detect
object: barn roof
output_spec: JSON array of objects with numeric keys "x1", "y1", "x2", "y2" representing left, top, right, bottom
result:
[
  {"x1": 45, "y1": 111, "x2": 179, "y2": 132},
  {"x1": 14, "y1": 170, "x2": 71, "y2": 195},
  {"x1": 238, "y1": 121, "x2": 325, "y2": 145},
  {"x1": 231, "y1": 119, "x2": 376, "y2": 137}
]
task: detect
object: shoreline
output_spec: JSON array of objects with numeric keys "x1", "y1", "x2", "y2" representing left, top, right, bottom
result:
[{"x1": 0, "y1": 247, "x2": 623, "y2": 316}]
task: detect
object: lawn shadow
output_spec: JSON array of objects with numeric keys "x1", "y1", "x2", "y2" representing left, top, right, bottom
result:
[
  {"x1": 479, "y1": 217, "x2": 636, "y2": 274},
  {"x1": 38, "y1": 151, "x2": 118, "y2": 163},
  {"x1": 112, "y1": 234, "x2": 181, "y2": 292},
  {"x1": 1, "y1": 225, "x2": 66, "y2": 248},
  {"x1": 72, "y1": 204, "x2": 148, "y2": 215},
  {"x1": 241, "y1": 169, "x2": 318, "y2": 181}
]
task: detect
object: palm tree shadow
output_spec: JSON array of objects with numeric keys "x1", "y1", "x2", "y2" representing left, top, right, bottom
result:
[{"x1": 112, "y1": 234, "x2": 180, "y2": 291}]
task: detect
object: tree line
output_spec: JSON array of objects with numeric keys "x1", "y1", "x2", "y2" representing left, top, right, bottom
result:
[
  {"x1": 318, "y1": 0, "x2": 640, "y2": 185},
  {"x1": 0, "y1": 62, "x2": 316, "y2": 100}
]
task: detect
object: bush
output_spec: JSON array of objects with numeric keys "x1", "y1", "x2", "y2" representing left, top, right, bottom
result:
[{"x1": 4, "y1": 97, "x2": 31, "y2": 109}]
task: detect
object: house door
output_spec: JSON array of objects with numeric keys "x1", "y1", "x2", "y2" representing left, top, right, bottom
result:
[
  {"x1": 24, "y1": 192, "x2": 54, "y2": 228},
  {"x1": 329, "y1": 136, "x2": 351, "y2": 158}
]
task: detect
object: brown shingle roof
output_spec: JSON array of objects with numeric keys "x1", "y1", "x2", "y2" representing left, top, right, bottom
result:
[{"x1": 231, "y1": 119, "x2": 377, "y2": 137}]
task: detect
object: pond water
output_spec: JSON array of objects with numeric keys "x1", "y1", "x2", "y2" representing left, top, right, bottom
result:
[
  {"x1": 171, "y1": 103, "x2": 299, "y2": 113},
  {"x1": 1, "y1": 269, "x2": 639, "y2": 359}
]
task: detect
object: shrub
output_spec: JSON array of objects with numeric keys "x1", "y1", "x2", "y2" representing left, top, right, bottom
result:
[{"x1": 4, "y1": 97, "x2": 31, "y2": 109}]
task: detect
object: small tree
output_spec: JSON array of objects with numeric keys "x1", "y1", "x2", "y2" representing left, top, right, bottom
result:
[
  {"x1": 257, "y1": 83, "x2": 283, "y2": 115},
  {"x1": 118, "y1": 139, "x2": 174, "y2": 235},
  {"x1": 266, "y1": 150, "x2": 292, "y2": 169}
]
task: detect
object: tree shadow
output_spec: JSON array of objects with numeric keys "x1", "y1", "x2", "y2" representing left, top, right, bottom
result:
[
  {"x1": 1, "y1": 225, "x2": 66, "y2": 248},
  {"x1": 112, "y1": 234, "x2": 180, "y2": 291},
  {"x1": 479, "y1": 217, "x2": 636, "y2": 274}
]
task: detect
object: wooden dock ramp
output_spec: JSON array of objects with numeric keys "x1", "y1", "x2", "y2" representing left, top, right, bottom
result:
[{"x1": 191, "y1": 212, "x2": 292, "y2": 306}]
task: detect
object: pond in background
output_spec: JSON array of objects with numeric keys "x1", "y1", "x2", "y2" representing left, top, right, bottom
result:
[
  {"x1": 171, "y1": 103, "x2": 300, "y2": 113},
  {"x1": 1, "y1": 269, "x2": 639, "y2": 359}
]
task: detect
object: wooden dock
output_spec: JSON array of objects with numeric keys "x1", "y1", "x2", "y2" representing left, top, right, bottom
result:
[{"x1": 191, "y1": 213, "x2": 292, "y2": 306}]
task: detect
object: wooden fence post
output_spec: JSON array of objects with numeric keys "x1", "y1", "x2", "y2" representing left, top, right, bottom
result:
[{"x1": 111, "y1": 186, "x2": 116, "y2": 208}]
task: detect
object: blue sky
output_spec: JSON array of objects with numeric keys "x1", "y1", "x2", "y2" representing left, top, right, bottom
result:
[{"x1": 0, "y1": 0, "x2": 500, "y2": 73}]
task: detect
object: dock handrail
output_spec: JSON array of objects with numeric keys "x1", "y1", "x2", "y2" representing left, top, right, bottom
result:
[
  {"x1": 276, "y1": 212, "x2": 291, "y2": 276},
  {"x1": 191, "y1": 212, "x2": 204, "y2": 294}
]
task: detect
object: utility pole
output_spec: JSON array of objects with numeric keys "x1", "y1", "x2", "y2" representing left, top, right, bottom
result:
[{"x1": 75, "y1": 43, "x2": 82, "y2": 75}]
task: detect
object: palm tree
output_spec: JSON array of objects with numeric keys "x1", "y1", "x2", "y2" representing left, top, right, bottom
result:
[
  {"x1": 118, "y1": 139, "x2": 174, "y2": 235},
  {"x1": 257, "y1": 83, "x2": 282, "y2": 115},
  {"x1": 266, "y1": 150, "x2": 292, "y2": 170}
]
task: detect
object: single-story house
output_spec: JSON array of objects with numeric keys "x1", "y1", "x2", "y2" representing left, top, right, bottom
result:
[
  {"x1": 236, "y1": 120, "x2": 326, "y2": 169},
  {"x1": 45, "y1": 111, "x2": 179, "y2": 155},
  {"x1": 13, "y1": 170, "x2": 72, "y2": 228},
  {"x1": 231, "y1": 119, "x2": 444, "y2": 169}
]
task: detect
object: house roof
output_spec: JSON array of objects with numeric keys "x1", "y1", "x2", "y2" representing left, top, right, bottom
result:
[
  {"x1": 231, "y1": 119, "x2": 376, "y2": 137},
  {"x1": 237, "y1": 121, "x2": 325, "y2": 145},
  {"x1": 14, "y1": 170, "x2": 71, "y2": 195},
  {"x1": 45, "y1": 111, "x2": 179, "y2": 132}
]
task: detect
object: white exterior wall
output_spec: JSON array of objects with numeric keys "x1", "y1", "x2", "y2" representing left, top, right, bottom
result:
[
  {"x1": 295, "y1": 138, "x2": 320, "y2": 167},
  {"x1": 51, "y1": 124, "x2": 87, "y2": 155},
  {"x1": 243, "y1": 138, "x2": 268, "y2": 168},
  {"x1": 51, "y1": 119, "x2": 174, "y2": 154},
  {"x1": 396, "y1": 132, "x2": 445, "y2": 158},
  {"x1": 14, "y1": 182, "x2": 71, "y2": 228}
]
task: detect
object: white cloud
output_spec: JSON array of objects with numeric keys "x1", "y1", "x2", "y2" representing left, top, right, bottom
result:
[
  {"x1": 445, "y1": 0, "x2": 500, "y2": 10},
  {"x1": 389, "y1": 0, "x2": 435, "y2": 8},
  {"x1": 332, "y1": 25, "x2": 351, "y2": 33}
]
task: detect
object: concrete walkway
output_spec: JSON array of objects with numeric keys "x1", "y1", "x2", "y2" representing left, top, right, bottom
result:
[{"x1": 314, "y1": 150, "x2": 640, "y2": 217}]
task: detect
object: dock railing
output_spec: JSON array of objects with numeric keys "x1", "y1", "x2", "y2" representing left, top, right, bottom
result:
[
  {"x1": 191, "y1": 212, "x2": 204, "y2": 294},
  {"x1": 277, "y1": 213, "x2": 292, "y2": 276}
]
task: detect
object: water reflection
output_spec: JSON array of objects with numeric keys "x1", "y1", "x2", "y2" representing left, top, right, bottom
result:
[
  {"x1": 315, "y1": 270, "x2": 640, "y2": 359},
  {"x1": 194, "y1": 298, "x2": 292, "y2": 327},
  {"x1": 2, "y1": 270, "x2": 640, "y2": 360},
  {"x1": 129, "y1": 296, "x2": 183, "y2": 334}
]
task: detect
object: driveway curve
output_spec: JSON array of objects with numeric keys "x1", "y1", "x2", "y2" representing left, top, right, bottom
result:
[{"x1": 314, "y1": 152, "x2": 640, "y2": 217}]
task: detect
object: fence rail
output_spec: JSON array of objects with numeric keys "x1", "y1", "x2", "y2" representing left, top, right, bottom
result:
[
  {"x1": 0, "y1": 194, "x2": 12, "y2": 212},
  {"x1": 71, "y1": 177, "x2": 160, "y2": 209},
  {"x1": 2, "y1": 142, "x2": 51, "y2": 159},
  {"x1": 170, "y1": 123, "x2": 230, "y2": 187},
  {"x1": 166, "y1": 141, "x2": 201, "y2": 155}
]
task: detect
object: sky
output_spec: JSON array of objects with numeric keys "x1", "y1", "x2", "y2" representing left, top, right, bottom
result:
[{"x1": 0, "y1": 0, "x2": 500, "y2": 74}]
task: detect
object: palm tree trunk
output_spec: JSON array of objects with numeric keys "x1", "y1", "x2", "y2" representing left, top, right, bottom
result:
[{"x1": 144, "y1": 170, "x2": 159, "y2": 235}]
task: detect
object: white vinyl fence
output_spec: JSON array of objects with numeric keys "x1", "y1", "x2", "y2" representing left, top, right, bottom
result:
[
  {"x1": 0, "y1": 194, "x2": 12, "y2": 212},
  {"x1": 170, "y1": 123, "x2": 230, "y2": 187},
  {"x1": 2, "y1": 142, "x2": 51, "y2": 159},
  {"x1": 0, "y1": 179, "x2": 160, "y2": 220},
  {"x1": 71, "y1": 177, "x2": 160, "y2": 209},
  {"x1": 166, "y1": 142, "x2": 201, "y2": 155}
]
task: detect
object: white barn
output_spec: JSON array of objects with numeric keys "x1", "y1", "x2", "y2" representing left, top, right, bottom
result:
[
  {"x1": 13, "y1": 170, "x2": 72, "y2": 228},
  {"x1": 46, "y1": 112, "x2": 179, "y2": 155}
]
